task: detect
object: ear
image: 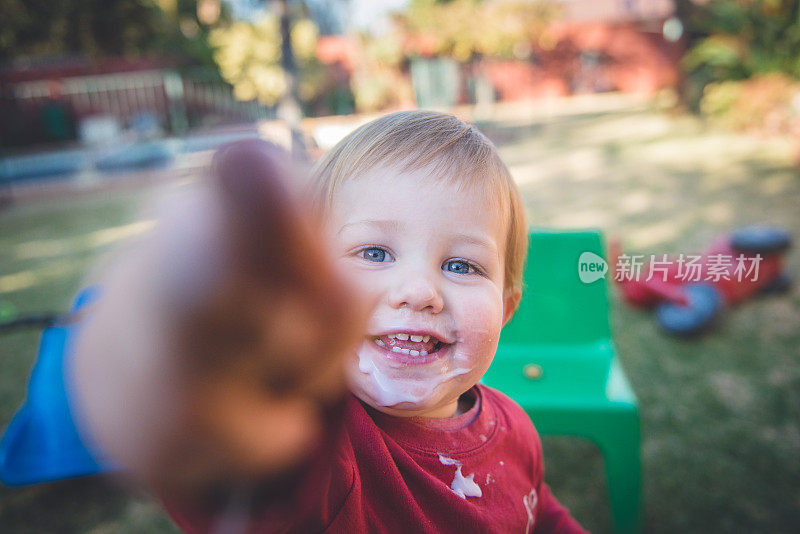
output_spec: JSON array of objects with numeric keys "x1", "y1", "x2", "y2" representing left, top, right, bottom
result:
[{"x1": 501, "y1": 286, "x2": 522, "y2": 327}]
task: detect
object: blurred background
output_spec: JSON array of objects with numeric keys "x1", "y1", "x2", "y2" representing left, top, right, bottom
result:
[{"x1": 1, "y1": 0, "x2": 799, "y2": 532}]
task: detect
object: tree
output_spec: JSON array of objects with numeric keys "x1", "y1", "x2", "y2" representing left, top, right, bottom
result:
[
  {"x1": 208, "y1": 9, "x2": 321, "y2": 106},
  {"x1": 679, "y1": 0, "x2": 800, "y2": 130},
  {"x1": 683, "y1": 0, "x2": 800, "y2": 82},
  {"x1": 0, "y1": 0, "x2": 227, "y2": 66},
  {"x1": 398, "y1": 0, "x2": 558, "y2": 62}
]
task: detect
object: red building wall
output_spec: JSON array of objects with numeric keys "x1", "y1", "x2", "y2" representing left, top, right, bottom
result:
[{"x1": 485, "y1": 21, "x2": 683, "y2": 101}]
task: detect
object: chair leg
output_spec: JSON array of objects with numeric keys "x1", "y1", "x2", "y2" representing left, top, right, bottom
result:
[{"x1": 594, "y1": 406, "x2": 641, "y2": 534}]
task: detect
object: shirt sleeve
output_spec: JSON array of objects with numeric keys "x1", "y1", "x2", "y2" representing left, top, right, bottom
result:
[{"x1": 534, "y1": 482, "x2": 589, "y2": 534}]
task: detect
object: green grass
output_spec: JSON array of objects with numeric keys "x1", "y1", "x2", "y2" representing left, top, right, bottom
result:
[{"x1": 1, "y1": 95, "x2": 799, "y2": 532}]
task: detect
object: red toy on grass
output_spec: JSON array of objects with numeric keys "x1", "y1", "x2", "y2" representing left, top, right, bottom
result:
[{"x1": 611, "y1": 226, "x2": 792, "y2": 335}]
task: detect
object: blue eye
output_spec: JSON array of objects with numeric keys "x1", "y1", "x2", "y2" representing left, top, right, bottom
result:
[
  {"x1": 361, "y1": 247, "x2": 387, "y2": 262},
  {"x1": 444, "y1": 260, "x2": 476, "y2": 274}
]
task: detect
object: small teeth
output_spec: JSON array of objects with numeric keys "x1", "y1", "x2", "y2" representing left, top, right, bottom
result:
[
  {"x1": 377, "y1": 333, "x2": 440, "y2": 357},
  {"x1": 374, "y1": 338, "x2": 432, "y2": 357},
  {"x1": 386, "y1": 333, "x2": 433, "y2": 342}
]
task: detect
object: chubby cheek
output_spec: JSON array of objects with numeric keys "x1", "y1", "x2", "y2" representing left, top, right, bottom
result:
[
  {"x1": 453, "y1": 289, "x2": 505, "y2": 373},
  {"x1": 335, "y1": 258, "x2": 386, "y2": 309}
]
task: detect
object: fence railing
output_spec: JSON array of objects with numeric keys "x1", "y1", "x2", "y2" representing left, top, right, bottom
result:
[{"x1": 2, "y1": 68, "x2": 274, "y2": 147}]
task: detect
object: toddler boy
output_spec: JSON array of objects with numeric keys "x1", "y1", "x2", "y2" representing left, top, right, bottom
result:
[{"x1": 74, "y1": 111, "x2": 587, "y2": 533}]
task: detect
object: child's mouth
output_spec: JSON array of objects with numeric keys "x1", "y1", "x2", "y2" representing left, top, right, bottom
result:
[{"x1": 371, "y1": 333, "x2": 450, "y2": 364}]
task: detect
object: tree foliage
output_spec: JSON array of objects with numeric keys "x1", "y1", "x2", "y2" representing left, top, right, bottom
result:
[
  {"x1": 209, "y1": 14, "x2": 322, "y2": 105},
  {"x1": 699, "y1": 72, "x2": 800, "y2": 133},
  {"x1": 397, "y1": 0, "x2": 558, "y2": 62},
  {"x1": 679, "y1": 1, "x2": 800, "y2": 130},
  {"x1": 0, "y1": 0, "x2": 226, "y2": 66},
  {"x1": 683, "y1": 0, "x2": 800, "y2": 82}
]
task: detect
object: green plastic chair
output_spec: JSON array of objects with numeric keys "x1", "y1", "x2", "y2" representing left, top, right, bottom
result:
[{"x1": 482, "y1": 229, "x2": 641, "y2": 533}]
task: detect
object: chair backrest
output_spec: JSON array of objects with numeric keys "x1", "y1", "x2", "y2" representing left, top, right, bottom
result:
[
  {"x1": 501, "y1": 229, "x2": 611, "y2": 346},
  {"x1": 0, "y1": 286, "x2": 109, "y2": 486}
]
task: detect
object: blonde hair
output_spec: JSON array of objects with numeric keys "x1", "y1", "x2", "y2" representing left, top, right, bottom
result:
[{"x1": 310, "y1": 110, "x2": 527, "y2": 293}]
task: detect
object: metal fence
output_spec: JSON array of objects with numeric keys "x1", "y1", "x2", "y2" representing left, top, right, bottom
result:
[{"x1": 2, "y1": 68, "x2": 274, "y2": 147}]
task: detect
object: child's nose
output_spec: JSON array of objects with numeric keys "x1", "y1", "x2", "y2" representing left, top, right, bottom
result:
[{"x1": 387, "y1": 274, "x2": 444, "y2": 313}]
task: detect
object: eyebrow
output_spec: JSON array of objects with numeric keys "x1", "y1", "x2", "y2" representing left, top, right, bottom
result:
[
  {"x1": 337, "y1": 219, "x2": 401, "y2": 235},
  {"x1": 338, "y1": 219, "x2": 497, "y2": 254},
  {"x1": 452, "y1": 233, "x2": 498, "y2": 255}
]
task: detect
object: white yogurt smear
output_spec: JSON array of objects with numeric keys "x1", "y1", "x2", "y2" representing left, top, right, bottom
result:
[
  {"x1": 438, "y1": 454, "x2": 482, "y2": 499},
  {"x1": 355, "y1": 348, "x2": 471, "y2": 407}
]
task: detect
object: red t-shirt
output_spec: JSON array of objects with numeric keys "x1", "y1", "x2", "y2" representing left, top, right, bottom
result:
[{"x1": 165, "y1": 385, "x2": 587, "y2": 533}]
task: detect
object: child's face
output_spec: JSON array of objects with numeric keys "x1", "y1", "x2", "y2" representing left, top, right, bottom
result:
[{"x1": 329, "y1": 163, "x2": 518, "y2": 418}]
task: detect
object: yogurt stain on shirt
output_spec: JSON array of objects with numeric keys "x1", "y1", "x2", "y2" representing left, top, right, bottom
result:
[
  {"x1": 524, "y1": 488, "x2": 538, "y2": 534},
  {"x1": 438, "y1": 454, "x2": 482, "y2": 499}
]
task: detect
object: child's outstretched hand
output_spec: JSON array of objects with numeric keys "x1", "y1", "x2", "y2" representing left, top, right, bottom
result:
[{"x1": 73, "y1": 140, "x2": 367, "y2": 502}]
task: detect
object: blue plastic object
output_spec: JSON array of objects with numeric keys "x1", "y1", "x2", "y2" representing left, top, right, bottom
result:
[
  {"x1": 730, "y1": 225, "x2": 791, "y2": 254},
  {"x1": 0, "y1": 286, "x2": 113, "y2": 486},
  {"x1": 656, "y1": 283, "x2": 722, "y2": 336}
]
